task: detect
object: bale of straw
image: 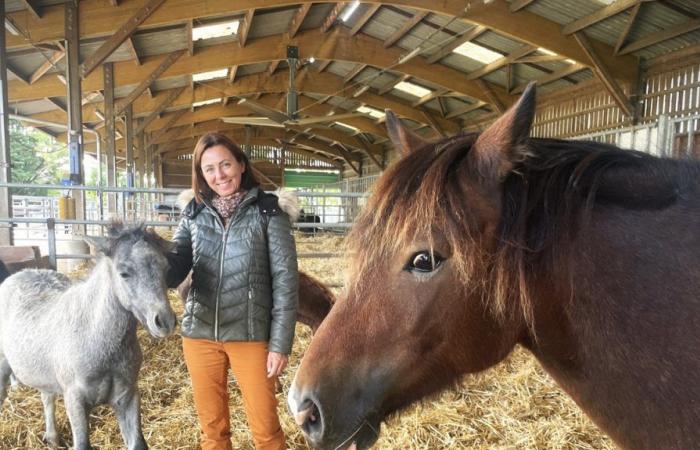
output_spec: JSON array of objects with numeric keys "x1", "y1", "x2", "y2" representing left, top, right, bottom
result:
[{"x1": 0, "y1": 234, "x2": 612, "y2": 449}]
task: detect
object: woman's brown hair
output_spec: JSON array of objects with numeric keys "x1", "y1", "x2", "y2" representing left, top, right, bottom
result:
[{"x1": 191, "y1": 133, "x2": 259, "y2": 203}]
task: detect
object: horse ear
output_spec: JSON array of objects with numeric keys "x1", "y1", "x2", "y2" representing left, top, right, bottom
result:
[
  {"x1": 385, "y1": 110, "x2": 429, "y2": 156},
  {"x1": 84, "y1": 235, "x2": 112, "y2": 256},
  {"x1": 470, "y1": 82, "x2": 537, "y2": 180}
]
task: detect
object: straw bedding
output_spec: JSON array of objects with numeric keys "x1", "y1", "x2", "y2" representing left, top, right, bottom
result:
[{"x1": 0, "y1": 233, "x2": 613, "y2": 449}]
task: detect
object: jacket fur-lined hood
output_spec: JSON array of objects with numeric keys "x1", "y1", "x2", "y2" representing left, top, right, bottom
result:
[{"x1": 176, "y1": 188, "x2": 300, "y2": 222}]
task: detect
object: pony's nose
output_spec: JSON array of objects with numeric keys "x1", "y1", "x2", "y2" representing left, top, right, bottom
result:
[
  {"x1": 155, "y1": 311, "x2": 176, "y2": 335},
  {"x1": 289, "y1": 389, "x2": 324, "y2": 443}
]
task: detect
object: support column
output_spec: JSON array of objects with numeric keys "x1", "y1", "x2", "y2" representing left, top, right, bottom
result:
[
  {"x1": 0, "y1": 6, "x2": 13, "y2": 245},
  {"x1": 137, "y1": 124, "x2": 145, "y2": 188},
  {"x1": 104, "y1": 62, "x2": 117, "y2": 216},
  {"x1": 66, "y1": 0, "x2": 85, "y2": 232},
  {"x1": 125, "y1": 104, "x2": 135, "y2": 219}
]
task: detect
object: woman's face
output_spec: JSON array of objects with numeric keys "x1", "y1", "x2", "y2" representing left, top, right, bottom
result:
[{"x1": 200, "y1": 144, "x2": 246, "y2": 197}]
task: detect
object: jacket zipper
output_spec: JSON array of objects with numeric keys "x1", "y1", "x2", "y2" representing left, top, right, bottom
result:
[{"x1": 208, "y1": 193, "x2": 257, "y2": 342}]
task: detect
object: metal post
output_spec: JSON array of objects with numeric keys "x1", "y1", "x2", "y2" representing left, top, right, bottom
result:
[
  {"x1": 47, "y1": 218, "x2": 57, "y2": 269},
  {"x1": 104, "y1": 62, "x2": 117, "y2": 216},
  {"x1": 0, "y1": 6, "x2": 14, "y2": 245},
  {"x1": 125, "y1": 105, "x2": 134, "y2": 219},
  {"x1": 656, "y1": 114, "x2": 671, "y2": 158}
]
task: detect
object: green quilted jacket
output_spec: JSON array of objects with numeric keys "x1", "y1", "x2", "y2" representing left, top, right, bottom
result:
[{"x1": 167, "y1": 187, "x2": 298, "y2": 354}]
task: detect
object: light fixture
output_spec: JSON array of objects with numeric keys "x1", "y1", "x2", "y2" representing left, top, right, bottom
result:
[
  {"x1": 340, "y1": 1, "x2": 361, "y2": 22},
  {"x1": 308, "y1": 56, "x2": 316, "y2": 64}
]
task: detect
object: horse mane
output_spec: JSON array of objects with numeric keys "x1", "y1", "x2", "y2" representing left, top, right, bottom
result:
[
  {"x1": 105, "y1": 221, "x2": 173, "y2": 255},
  {"x1": 347, "y1": 133, "x2": 691, "y2": 325}
]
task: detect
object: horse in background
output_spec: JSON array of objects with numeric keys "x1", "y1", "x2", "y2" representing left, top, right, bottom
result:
[
  {"x1": 178, "y1": 271, "x2": 335, "y2": 334},
  {"x1": 289, "y1": 84, "x2": 700, "y2": 450},
  {"x1": 0, "y1": 223, "x2": 176, "y2": 450}
]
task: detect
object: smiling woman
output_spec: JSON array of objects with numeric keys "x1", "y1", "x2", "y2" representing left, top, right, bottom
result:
[{"x1": 167, "y1": 132, "x2": 300, "y2": 450}]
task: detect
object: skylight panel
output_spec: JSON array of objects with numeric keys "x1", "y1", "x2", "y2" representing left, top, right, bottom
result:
[
  {"x1": 357, "y1": 105, "x2": 385, "y2": 119},
  {"x1": 192, "y1": 20, "x2": 240, "y2": 41},
  {"x1": 192, "y1": 69, "x2": 228, "y2": 82},
  {"x1": 452, "y1": 42, "x2": 503, "y2": 64},
  {"x1": 394, "y1": 81, "x2": 431, "y2": 98},
  {"x1": 341, "y1": 1, "x2": 360, "y2": 22},
  {"x1": 192, "y1": 98, "x2": 221, "y2": 108},
  {"x1": 538, "y1": 47, "x2": 557, "y2": 56}
]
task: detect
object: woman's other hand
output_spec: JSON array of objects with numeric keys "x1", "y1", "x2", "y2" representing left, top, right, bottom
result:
[{"x1": 267, "y1": 351, "x2": 288, "y2": 378}]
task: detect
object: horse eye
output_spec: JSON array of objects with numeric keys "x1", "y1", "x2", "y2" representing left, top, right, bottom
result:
[
  {"x1": 120, "y1": 272, "x2": 131, "y2": 279},
  {"x1": 405, "y1": 251, "x2": 444, "y2": 273}
]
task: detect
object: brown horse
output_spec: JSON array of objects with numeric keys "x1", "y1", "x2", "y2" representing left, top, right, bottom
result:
[
  {"x1": 177, "y1": 270, "x2": 334, "y2": 333},
  {"x1": 288, "y1": 84, "x2": 700, "y2": 450}
]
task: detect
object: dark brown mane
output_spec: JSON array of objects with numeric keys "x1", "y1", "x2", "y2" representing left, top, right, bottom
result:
[{"x1": 347, "y1": 133, "x2": 695, "y2": 323}]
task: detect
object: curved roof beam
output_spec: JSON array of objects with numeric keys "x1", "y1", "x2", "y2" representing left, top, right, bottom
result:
[
  {"x1": 5, "y1": 0, "x2": 637, "y2": 83},
  {"x1": 9, "y1": 27, "x2": 512, "y2": 109}
]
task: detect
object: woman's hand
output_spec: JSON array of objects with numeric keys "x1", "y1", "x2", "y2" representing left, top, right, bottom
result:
[{"x1": 267, "y1": 351, "x2": 288, "y2": 378}]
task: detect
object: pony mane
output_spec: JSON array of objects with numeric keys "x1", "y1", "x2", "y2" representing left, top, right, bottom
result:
[
  {"x1": 347, "y1": 134, "x2": 689, "y2": 325},
  {"x1": 105, "y1": 221, "x2": 173, "y2": 255}
]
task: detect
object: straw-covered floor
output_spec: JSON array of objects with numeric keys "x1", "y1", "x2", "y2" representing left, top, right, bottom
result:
[{"x1": 0, "y1": 233, "x2": 614, "y2": 449}]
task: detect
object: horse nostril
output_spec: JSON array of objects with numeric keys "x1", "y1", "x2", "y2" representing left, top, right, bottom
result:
[
  {"x1": 154, "y1": 314, "x2": 163, "y2": 329},
  {"x1": 296, "y1": 397, "x2": 323, "y2": 440}
]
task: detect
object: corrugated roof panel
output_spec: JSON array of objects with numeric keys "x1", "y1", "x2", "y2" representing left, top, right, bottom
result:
[
  {"x1": 249, "y1": 8, "x2": 296, "y2": 39},
  {"x1": 301, "y1": 3, "x2": 338, "y2": 31},
  {"x1": 361, "y1": 7, "x2": 416, "y2": 42},
  {"x1": 474, "y1": 30, "x2": 524, "y2": 55},
  {"x1": 328, "y1": 61, "x2": 357, "y2": 76},
  {"x1": 439, "y1": 54, "x2": 488, "y2": 73},
  {"x1": 237, "y1": 63, "x2": 269, "y2": 77},
  {"x1": 12, "y1": 99, "x2": 57, "y2": 115},
  {"x1": 134, "y1": 28, "x2": 188, "y2": 58}
]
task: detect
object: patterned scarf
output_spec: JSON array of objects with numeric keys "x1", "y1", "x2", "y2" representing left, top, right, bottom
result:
[{"x1": 211, "y1": 190, "x2": 247, "y2": 222}]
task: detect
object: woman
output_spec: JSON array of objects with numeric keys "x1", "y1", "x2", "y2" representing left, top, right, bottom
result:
[{"x1": 166, "y1": 133, "x2": 298, "y2": 450}]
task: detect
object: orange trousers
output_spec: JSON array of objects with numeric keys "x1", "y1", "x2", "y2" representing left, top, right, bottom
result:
[{"x1": 182, "y1": 338, "x2": 286, "y2": 450}]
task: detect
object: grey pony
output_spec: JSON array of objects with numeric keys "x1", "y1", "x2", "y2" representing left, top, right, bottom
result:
[{"x1": 0, "y1": 223, "x2": 177, "y2": 450}]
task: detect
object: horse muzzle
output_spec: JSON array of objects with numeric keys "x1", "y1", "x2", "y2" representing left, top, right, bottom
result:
[
  {"x1": 147, "y1": 308, "x2": 176, "y2": 338},
  {"x1": 288, "y1": 383, "x2": 381, "y2": 450}
]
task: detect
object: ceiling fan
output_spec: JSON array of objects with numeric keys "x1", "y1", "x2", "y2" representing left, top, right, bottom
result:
[{"x1": 221, "y1": 46, "x2": 362, "y2": 128}]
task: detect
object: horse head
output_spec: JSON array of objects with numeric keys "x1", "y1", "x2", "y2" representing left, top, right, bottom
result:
[
  {"x1": 289, "y1": 85, "x2": 538, "y2": 450},
  {"x1": 85, "y1": 222, "x2": 176, "y2": 338}
]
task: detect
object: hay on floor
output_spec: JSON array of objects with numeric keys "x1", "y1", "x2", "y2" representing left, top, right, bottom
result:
[{"x1": 0, "y1": 233, "x2": 613, "y2": 449}]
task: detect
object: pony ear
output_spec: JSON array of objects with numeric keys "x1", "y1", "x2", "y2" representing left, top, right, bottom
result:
[
  {"x1": 385, "y1": 110, "x2": 429, "y2": 156},
  {"x1": 84, "y1": 235, "x2": 112, "y2": 256},
  {"x1": 470, "y1": 82, "x2": 537, "y2": 180}
]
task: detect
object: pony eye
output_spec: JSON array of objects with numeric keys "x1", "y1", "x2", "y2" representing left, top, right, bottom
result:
[
  {"x1": 405, "y1": 251, "x2": 444, "y2": 273},
  {"x1": 120, "y1": 272, "x2": 131, "y2": 279}
]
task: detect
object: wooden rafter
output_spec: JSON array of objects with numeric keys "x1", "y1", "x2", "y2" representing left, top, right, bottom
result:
[
  {"x1": 516, "y1": 54, "x2": 566, "y2": 63},
  {"x1": 150, "y1": 108, "x2": 189, "y2": 142},
  {"x1": 343, "y1": 64, "x2": 367, "y2": 84},
  {"x1": 45, "y1": 97, "x2": 67, "y2": 112},
  {"x1": 18, "y1": 0, "x2": 42, "y2": 20},
  {"x1": 384, "y1": 11, "x2": 429, "y2": 48},
  {"x1": 317, "y1": 60, "x2": 332, "y2": 72},
  {"x1": 7, "y1": 63, "x2": 30, "y2": 84},
  {"x1": 378, "y1": 74, "x2": 410, "y2": 95},
  {"x1": 114, "y1": 50, "x2": 185, "y2": 115},
  {"x1": 574, "y1": 32, "x2": 633, "y2": 118},
  {"x1": 29, "y1": 50, "x2": 65, "y2": 85},
  {"x1": 268, "y1": 60, "x2": 281, "y2": 76},
  {"x1": 79, "y1": 0, "x2": 166, "y2": 78},
  {"x1": 239, "y1": 9, "x2": 255, "y2": 47},
  {"x1": 186, "y1": 20, "x2": 193, "y2": 56},
  {"x1": 510, "y1": 0, "x2": 538, "y2": 12},
  {"x1": 289, "y1": 4, "x2": 312, "y2": 38},
  {"x1": 321, "y1": 3, "x2": 346, "y2": 33},
  {"x1": 615, "y1": 3, "x2": 642, "y2": 55},
  {"x1": 562, "y1": 0, "x2": 647, "y2": 35},
  {"x1": 466, "y1": 45, "x2": 536, "y2": 80},
  {"x1": 421, "y1": 110, "x2": 446, "y2": 137},
  {"x1": 228, "y1": 66, "x2": 238, "y2": 84},
  {"x1": 475, "y1": 80, "x2": 505, "y2": 114},
  {"x1": 512, "y1": 63, "x2": 587, "y2": 93},
  {"x1": 412, "y1": 88, "x2": 448, "y2": 108},
  {"x1": 617, "y1": 18, "x2": 700, "y2": 55},
  {"x1": 126, "y1": 37, "x2": 142, "y2": 65},
  {"x1": 351, "y1": 4, "x2": 381, "y2": 36},
  {"x1": 136, "y1": 86, "x2": 187, "y2": 134},
  {"x1": 426, "y1": 25, "x2": 487, "y2": 64},
  {"x1": 446, "y1": 101, "x2": 488, "y2": 119},
  {"x1": 4, "y1": 0, "x2": 639, "y2": 85}
]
